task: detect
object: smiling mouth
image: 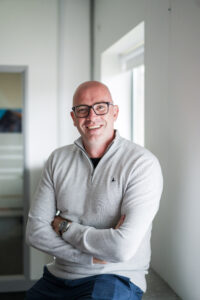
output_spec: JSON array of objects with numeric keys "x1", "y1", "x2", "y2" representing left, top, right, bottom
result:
[{"x1": 86, "y1": 125, "x2": 102, "y2": 130}]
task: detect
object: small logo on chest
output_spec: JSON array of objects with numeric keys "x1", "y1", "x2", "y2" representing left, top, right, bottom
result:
[{"x1": 111, "y1": 177, "x2": 116, "y2": 182}]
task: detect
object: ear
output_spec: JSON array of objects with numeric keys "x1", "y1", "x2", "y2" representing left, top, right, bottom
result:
[
  {"x1": 70, "y1": 111, "x2": 77, "y2": 127},
  {"x1": 113, "y1": 105, "x2": 119, "y2": 121}
]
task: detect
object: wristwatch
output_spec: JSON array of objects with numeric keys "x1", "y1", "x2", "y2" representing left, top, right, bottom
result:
[{"x1": 59, "y1": 220, "x2": 71, "y2": 236}]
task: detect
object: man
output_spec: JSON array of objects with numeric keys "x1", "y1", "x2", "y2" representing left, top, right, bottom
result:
[{"x1": 26, "y1": 81, "x2": 163, "y2": 299}]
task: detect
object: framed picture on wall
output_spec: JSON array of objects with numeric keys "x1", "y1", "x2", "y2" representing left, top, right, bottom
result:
[{"x1": 0, "y1": 109, "x2": 22, "y2": 133}]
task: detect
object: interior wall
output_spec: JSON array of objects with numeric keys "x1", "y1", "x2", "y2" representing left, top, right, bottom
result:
[
  {"x1": 152, "y1": 1, "x2": 200, "y2": 299},
  {"x1": 94, "y1": 0, "x2": 200, "y2": 299},
  {"x1": 58, "y1": 0, "x2": 91, "y2": 147},
  {"x1": 0, "y1": 0, "x2": 91, "y2": 281}
]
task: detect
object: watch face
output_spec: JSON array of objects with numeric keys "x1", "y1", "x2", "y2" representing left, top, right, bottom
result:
[
  {"x1": 63, "y1": 221, "x2": 68, "y2": 229},
  {"x1": 61, "y1": 220, "x2": 70, "y2": 233},
  {"x1": 59, "y1": 220, "x2": 67, "y2": 235}
]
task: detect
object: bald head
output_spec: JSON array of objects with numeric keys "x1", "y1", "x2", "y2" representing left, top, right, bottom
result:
[{"x1": 73, "y1": 81, "x2": 113, "y2": 106}]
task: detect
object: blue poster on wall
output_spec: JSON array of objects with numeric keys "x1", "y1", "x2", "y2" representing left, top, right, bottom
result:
[{"x1": 0, "y1": 109, "x2": 22, "y2": 133}]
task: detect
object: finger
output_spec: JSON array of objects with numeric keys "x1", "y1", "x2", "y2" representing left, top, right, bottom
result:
[
  {"x1": 117, "y1": 216, "x2": 124, "y2": 227},
  {"x1": 93, "y1": 257, "x2": 107, "y2": 264},
  {"x1": 115, "y1": 215, "x2": 126, "y2": 229},
  {"x1": 119, "y1": 215, "x2": 125, "y2": 226},
  {"x1": 121, "y1": 215, "x2": 125, "y2": 222}
]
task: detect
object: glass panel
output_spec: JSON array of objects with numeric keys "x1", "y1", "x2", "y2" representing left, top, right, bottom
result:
[{"x1": 0, "y1": 73, "x2": 24, "y2": 275}]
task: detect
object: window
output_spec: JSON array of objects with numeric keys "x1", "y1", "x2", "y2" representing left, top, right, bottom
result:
[{"x1": 101, "y1": 22, "x2": 145, "y2": 146}]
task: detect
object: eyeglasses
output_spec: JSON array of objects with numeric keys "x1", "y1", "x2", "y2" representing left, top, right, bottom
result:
[{"x1": 72, "y1": 102, "x2": 114, "y2": 118}]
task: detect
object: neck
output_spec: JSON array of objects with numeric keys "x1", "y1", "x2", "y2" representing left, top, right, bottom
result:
[
  {"x1": 83, "y1": 131, "x2": 115, "y2": 158},
  {"x1": 84, "y1": 143, "x2": 106, "y2": 158}
]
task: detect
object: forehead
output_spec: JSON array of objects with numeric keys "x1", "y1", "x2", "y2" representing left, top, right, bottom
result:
[{"x1": 73, "y1": 85, "x2": 111, "y2": 106}]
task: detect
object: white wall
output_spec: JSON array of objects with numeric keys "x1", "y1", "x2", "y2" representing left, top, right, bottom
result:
[
  {"x1": 0, "y1": 0, "x2": 91, "y2": 281},
  {"x1": 152, "y1": 1, "x2": 200, "y2": 299},
  {"x1": 58, "y1": 0, "x2": 91, "y2": 147},
  {"x1": 94, "y1": 0, "x2": 200, "y2": 299}
]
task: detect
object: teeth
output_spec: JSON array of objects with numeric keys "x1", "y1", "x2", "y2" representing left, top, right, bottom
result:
[{"x1": 87, "y1": 125, "x2": 101, "y2": 129}]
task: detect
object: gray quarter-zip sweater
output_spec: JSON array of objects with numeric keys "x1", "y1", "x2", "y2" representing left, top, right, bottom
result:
[{"x1": 26, "y1": 131, "x2": 163, "y2": 292}]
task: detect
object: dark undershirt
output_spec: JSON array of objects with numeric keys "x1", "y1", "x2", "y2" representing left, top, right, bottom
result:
[{"x1": 90, "y1": 157, "x2": 101, "y2": 169}]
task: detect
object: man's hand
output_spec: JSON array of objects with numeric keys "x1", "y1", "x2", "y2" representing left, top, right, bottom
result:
[
  {"x1": 115, "y1": 215, "x2": 125, "y2": 229},
  {"x1": 51, "y1": 215, "x2": 67, "y2": 235},
  {"x1": 93, "y1": 215, "x2": 126, "y2": 264},
  {"x1": 93, "y1": 257, "x2": 107, "y2": 264}
]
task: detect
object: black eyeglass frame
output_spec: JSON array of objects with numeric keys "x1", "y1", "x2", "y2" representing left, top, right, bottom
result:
[{"x1": 72, "y1": 101, "x2": 114, "y2": 118}]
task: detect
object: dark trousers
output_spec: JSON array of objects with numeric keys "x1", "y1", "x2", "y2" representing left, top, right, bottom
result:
[{"x1": 25, "y1": 266, "x2": 143, "y2": 300}]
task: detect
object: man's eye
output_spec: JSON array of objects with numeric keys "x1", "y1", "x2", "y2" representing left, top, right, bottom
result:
[
  {"x1": 96, "y1": 105, "x2": 106, "y2": 111},
  {"x1": 77, "y1": 108, "x2": 88, "y2": 113}
]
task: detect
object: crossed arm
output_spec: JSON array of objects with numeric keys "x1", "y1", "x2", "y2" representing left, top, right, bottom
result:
[
  {"x1": 52, "y1": 214, "x2": 126, "y2": 264},
  {"x1": 26, "y1": 185, "x2": 125, "y2": 265},
  {"x1": 26, "y1": 156, "x2": 126, "y2": 265},
  {"x1": 26, "y1": 154, "x2": 163, "y2": 265}
]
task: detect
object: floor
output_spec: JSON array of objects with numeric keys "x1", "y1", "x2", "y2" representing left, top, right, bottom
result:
[
  {"x1": 0, "y1": 268, "x2": 181, "y2": 299},
  {"x1": 143, "y1": 269, "x2": 181, "y2": 299}
]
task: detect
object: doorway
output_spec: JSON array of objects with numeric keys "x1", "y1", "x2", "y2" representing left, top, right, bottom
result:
[{"x1": 0, "y1": 66, "x2": 31, "y2": 292}]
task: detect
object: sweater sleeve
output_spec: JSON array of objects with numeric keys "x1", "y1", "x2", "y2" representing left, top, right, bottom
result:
[
  {"x1": 26, "y1": 154, "x2": 92, "y2": 265},
  {"x1": 62, "y1": 155, "x2": 163, "y2": 263}
]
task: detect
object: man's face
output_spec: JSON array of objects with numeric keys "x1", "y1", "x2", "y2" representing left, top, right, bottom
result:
[{"x1": 71, "y1": 85, "x2": 119, "y2": 145}]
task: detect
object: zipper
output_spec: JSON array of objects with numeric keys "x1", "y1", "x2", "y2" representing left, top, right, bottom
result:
[
  {"x1": 74, "y1": 135, "x2": 118, "y2": 183},
  {"x1": 75, "y1": 144, "x2": 94, "y2": 182}
]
